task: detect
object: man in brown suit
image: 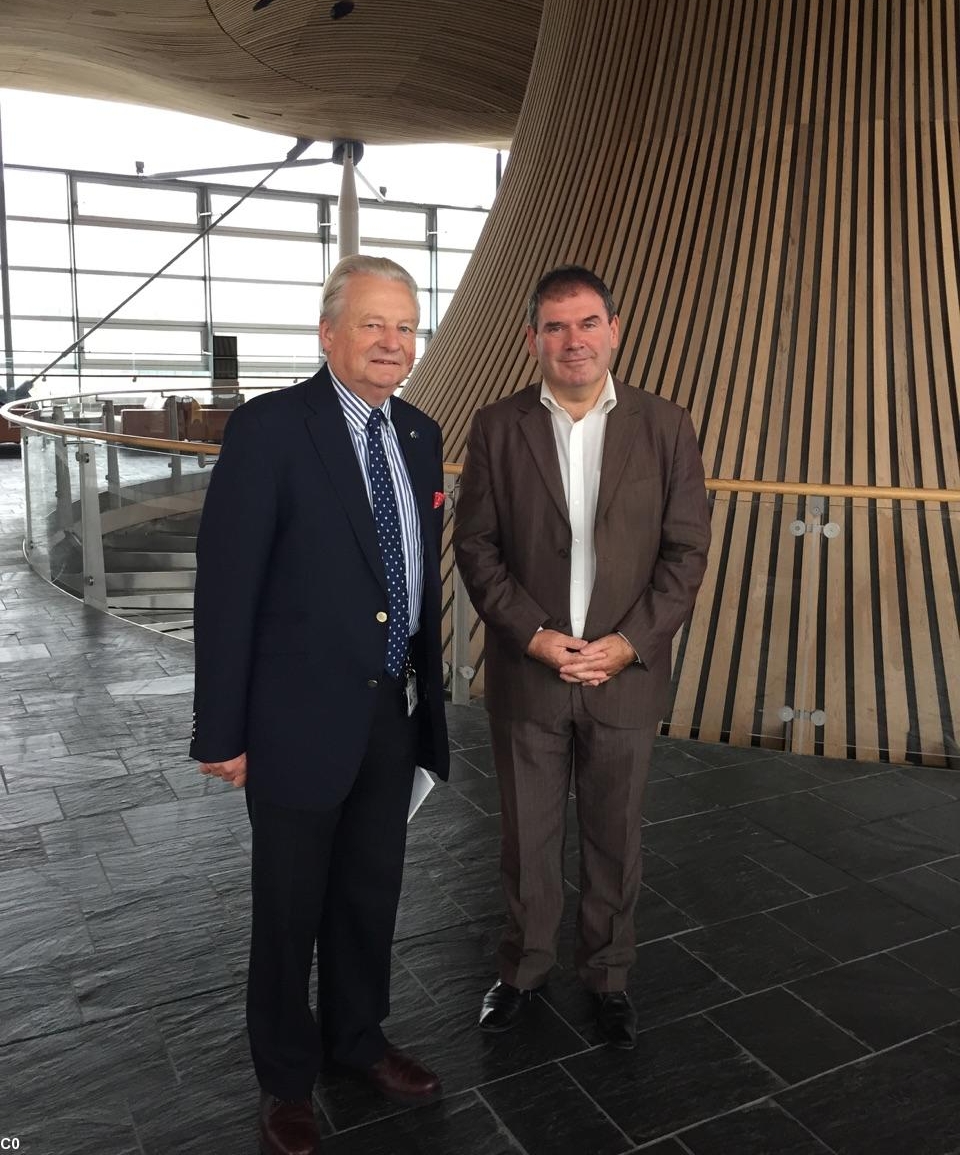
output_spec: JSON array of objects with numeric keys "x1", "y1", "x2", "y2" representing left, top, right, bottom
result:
[{"x1": 453, "y1": 266, "x2": 711, "y2": 1048}]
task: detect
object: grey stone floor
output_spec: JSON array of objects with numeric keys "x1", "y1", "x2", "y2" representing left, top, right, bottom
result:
[{"x1": 1, "y1": 446, "x2": 959, "y2": 1155}]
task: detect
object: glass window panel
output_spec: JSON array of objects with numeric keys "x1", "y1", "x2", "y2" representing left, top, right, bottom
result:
[
  {"x1": 210, "y1": 194, "x2": 318, "y2": 234},
  {"x1": 230, "y1": 331, "x2": 320, "y2": 361},
  {"x1": 4, "y1": 170, "x2": 68, "y2": 219},
  {"x1": 417, "y1": 291, "x2": 431, "y2": 324},
  {"x1": 437, "y1": 250, "x2": 472, "y2": 289},
  {"x1": 358, "y1": 246, "x2": 430, "y2": 286},
  {"x1": 77, "y1": 273, "x2": 205, "y2": 323},
  {"x1": 211, "y1": 281, "x2": 321, "y2": 326},
  {"x1": 6, "y1": 221, "x2": 70, "y2": 269},
  {"x1": 208, "y1": 234, "x2": 323, "y2": 282},
  {"x1": 76, "y1": 181, "x2": 198, "y2": 224},
  {"x1": 8, "y1": 271, "x2": 73, "y2": 316},
  {"x1": 10, "y1": 319, "x2": 76, "y2": 363},
  {"x1": 73, "y1": 225, "x2": 203, "y2": 275},
  {"x1": 436, "y1": 208, "x2": 487, "y2": 248},
  {"x1": 359, "y1": 207, "x2": 426, "y2": 243},
  {"x1": 82, "y1": 327, "x2": 202, "y2": 361}
]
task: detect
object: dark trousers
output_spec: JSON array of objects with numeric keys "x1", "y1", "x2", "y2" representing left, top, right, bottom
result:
[
  {"x1": 490, "y1": 686, "x2": 656, "y2": 992},
  {"x1": 246, "y1": 677, "x2": 416, "y2": 1100}
]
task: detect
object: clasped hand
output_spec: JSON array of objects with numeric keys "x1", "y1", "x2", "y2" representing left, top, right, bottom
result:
[{"x1": 527, "y1": 629, "x2": 636, "y2": 686}]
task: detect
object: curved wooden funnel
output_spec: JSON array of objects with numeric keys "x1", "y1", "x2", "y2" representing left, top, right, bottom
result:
[{"x1": 407, "y1": 0, "x2": 960, "y2": 766}]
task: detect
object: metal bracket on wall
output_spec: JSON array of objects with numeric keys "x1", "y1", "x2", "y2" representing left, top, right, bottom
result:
[
  {"x1": 779, "y1": 706, "x2": 827, "y2": 726},
  {"x1": 789, "y1": 497, "x2": 841, "y2": 539}
]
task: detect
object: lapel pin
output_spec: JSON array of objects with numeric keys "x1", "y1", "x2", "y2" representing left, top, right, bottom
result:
[{"x1": 409, "y1": 430, "x2": 419, "y2": 439}]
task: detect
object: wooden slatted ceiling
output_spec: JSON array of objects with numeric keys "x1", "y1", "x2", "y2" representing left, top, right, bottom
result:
[
  {"x1": 409, "y1": 0, "x2": 960, "y2": 766},
  {"x1": 0, "y1": 0, "x2": 542, "y2": 144}
]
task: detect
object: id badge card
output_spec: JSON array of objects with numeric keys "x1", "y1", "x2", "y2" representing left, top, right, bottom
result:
[{"x1": 405, "y1": 671, "x2": 418, "y2": 717}]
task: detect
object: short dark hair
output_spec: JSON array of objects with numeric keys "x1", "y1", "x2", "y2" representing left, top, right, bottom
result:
[{"x1": 527, "y1": 265, "x2": 617, "y2": 329}]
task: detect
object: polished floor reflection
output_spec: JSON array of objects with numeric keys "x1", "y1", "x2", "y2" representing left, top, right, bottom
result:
[{"x1": 0, "y1": 451, "x2": 958, "y2": 1155}]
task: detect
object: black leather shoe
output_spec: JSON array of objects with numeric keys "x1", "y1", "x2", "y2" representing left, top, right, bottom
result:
[
  {"x1": 594, "y1": 991, "x2": 637, "y2": 1049},
  {"x1": 478, "y1": 980, "x2": 542, "y2": 1032}
]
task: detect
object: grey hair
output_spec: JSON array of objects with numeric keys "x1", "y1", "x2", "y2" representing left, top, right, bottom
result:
[{"x1": 320, "y1": 255, "x2": 420, "y2": 323}]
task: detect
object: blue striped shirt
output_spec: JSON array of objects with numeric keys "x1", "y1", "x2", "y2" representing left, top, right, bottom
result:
[{"x1": 330, "y1": 373, "x2": 423, "y2": 637}]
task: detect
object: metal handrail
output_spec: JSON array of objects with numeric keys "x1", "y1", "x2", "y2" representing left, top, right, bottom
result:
[{"x1": 5, "y1": 397, "x2": 960, "y2": 503}]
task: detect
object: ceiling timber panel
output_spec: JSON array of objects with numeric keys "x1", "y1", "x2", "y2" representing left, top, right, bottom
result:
[{"x1": 0, "y1": 0, "x2": 542, "y2": 144}]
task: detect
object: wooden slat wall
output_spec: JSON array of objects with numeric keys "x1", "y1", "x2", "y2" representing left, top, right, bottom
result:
[{"x1": 410, "y1": 0, "x2": 960, "y2": 766}]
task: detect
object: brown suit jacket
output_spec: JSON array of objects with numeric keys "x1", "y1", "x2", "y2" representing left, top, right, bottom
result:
[{"x1": 453, "y1": 379, "x2": 711, "y2": 729}]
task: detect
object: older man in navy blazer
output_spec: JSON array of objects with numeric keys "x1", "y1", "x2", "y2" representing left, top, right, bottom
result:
[{"x1": 190, "y1": 256, "x2": 449, "y2": 1155}]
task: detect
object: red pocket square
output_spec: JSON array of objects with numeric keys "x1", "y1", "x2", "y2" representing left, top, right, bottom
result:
[{"x1": 433, "y1": 491, "x2": 445, "y2": 510}]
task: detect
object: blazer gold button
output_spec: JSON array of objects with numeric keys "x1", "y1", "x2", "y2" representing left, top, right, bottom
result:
[
  {"x1": 367, "y1": 678, "x2": 379, "y2": 688},
  {"x1": 376, "y1": 611, "x2": 388, "y2": 623}
]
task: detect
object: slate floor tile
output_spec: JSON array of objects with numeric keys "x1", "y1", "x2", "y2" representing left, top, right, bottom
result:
[
  {"x1": 687, "y1": 757, "x2": 825, "y2": 804},
  {"x1": 55, "y1": 769, "x2": 177, "y2": 817},
  {"x1": 777, "y1": 1030, "x2": 960, "y2": 1155},
  {"x1": 708, "y1": 986, "x2": 869, "y2": 1083},
  {"x1": 564, "y1": 1014, "x2": 783, "y2": 1145},
  {"x1": 0, "y1": 1011, "x2": 177, "y2": 1114},
  {"x1": 900, "y1": 765, "x2": 960, "y2": 800},
  {"x1": 321, "y1": 1093, "x2": 524, "y2": 1155},
  {"x1": 871, "y1": 865, "x2": 960, "y2": 927},
  {"x1": 650, "y1": 739, "x2": 712, "y2": 777},
  {"x1": 480, "y1": 1062, "x2": 633, "y2": 1155},
  {"x1": 0, "y1": 963, "x2": 82, "y2": 1045},
  {"x1": 681, "y1": 1099, "x2": 833, "y2": 1154},
  {"x1": 11, "y1": 1106, "x2": 142, "y2": 1155},
  {"x1": 643, "y1": 776, "x2": 720, "y2": 822},
  {"x1": 645, "y1": 853, "x2": 807, "y2": 924},
  {"x1": 739, "y1": 793, "x2": 859, "y2": 841},
  {"x1": 932, "y1": 855, "x2": 960, "y2": 883},
  {"x1": 678, "y1": 912, "x2": 837, "y2": 993},
  {"x1": 132, "y1": 1079, "x2": 262, "y2": 1155},
  {"x1": 891, "y1": 931, "x2": 960, "y2": 989},
  {"x1": 745, "y1": 842, "x2": 859, "y2": 896},
  {"x1": 39, "y1": 811, "x2": 135, "y2": 859},
  {"x1": 0, "y1": 787, "x2": 63, "y2": 828},
  {"x1": 769, "y1": 883, "x2": 941, "y2": 961},
  {"x1": 0, "y1": 824, "x2": 47, "y2": 869},
  {"x1": 640, "y1": 808, "x2": 782, "y2": 867},
  {"x1": 154, "y1": 986, "x2": 250, "y2": 1081},
  {"x1": 794, "y1": 815, "x2": 958, "y2": 880},
  {"x1": 778, "y1": 752, "x2": 889, "y2": 783},
  {"x1": 813, "y1": 770, "x2": 955, "y2": 821},
  {"x1": 788, "y1": 953, "x2": 960, "y2": 1049}
]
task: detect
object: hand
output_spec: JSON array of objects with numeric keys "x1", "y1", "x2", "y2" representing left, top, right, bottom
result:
[
  {"x1": 527, "y1": 628, "x2": 588, "y2": 672},
  {"x1": 199, "y1": 751, "x2": 247, "y2": 788},
  {"x1": 558, "y1": 634, "x2": 636, "y2": 686}
]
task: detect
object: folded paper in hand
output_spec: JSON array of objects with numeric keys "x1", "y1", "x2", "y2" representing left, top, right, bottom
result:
[{"x1": 408, "y1": 766, "x2": 435, "y2": 821}]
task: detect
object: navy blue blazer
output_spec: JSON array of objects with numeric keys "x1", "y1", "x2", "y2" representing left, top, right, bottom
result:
[{"x1": 189, "y1": 367, "x2": 450, "y2": 811}]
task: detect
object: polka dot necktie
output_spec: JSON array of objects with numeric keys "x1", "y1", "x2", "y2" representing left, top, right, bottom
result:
[{"x1": 366, "y1": 409, "x2": 409, "y2": 679}]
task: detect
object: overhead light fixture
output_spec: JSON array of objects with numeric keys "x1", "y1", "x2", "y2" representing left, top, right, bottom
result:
[{"x1": 330, "y1": 1, "x2": 355, "y2": 18}]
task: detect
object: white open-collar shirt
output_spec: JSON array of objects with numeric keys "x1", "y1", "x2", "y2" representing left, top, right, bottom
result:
[{"x1": 540, "y1": 371, "x2": 617, "y2": 638}]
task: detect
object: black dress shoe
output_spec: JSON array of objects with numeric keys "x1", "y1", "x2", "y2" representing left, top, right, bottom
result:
[
  {"x1": 594, "y1": 991, "x2": 637, "y2": 1049},
  {"x1": 478, "y1": 979, "x2": 543, "y2": 1032}
]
